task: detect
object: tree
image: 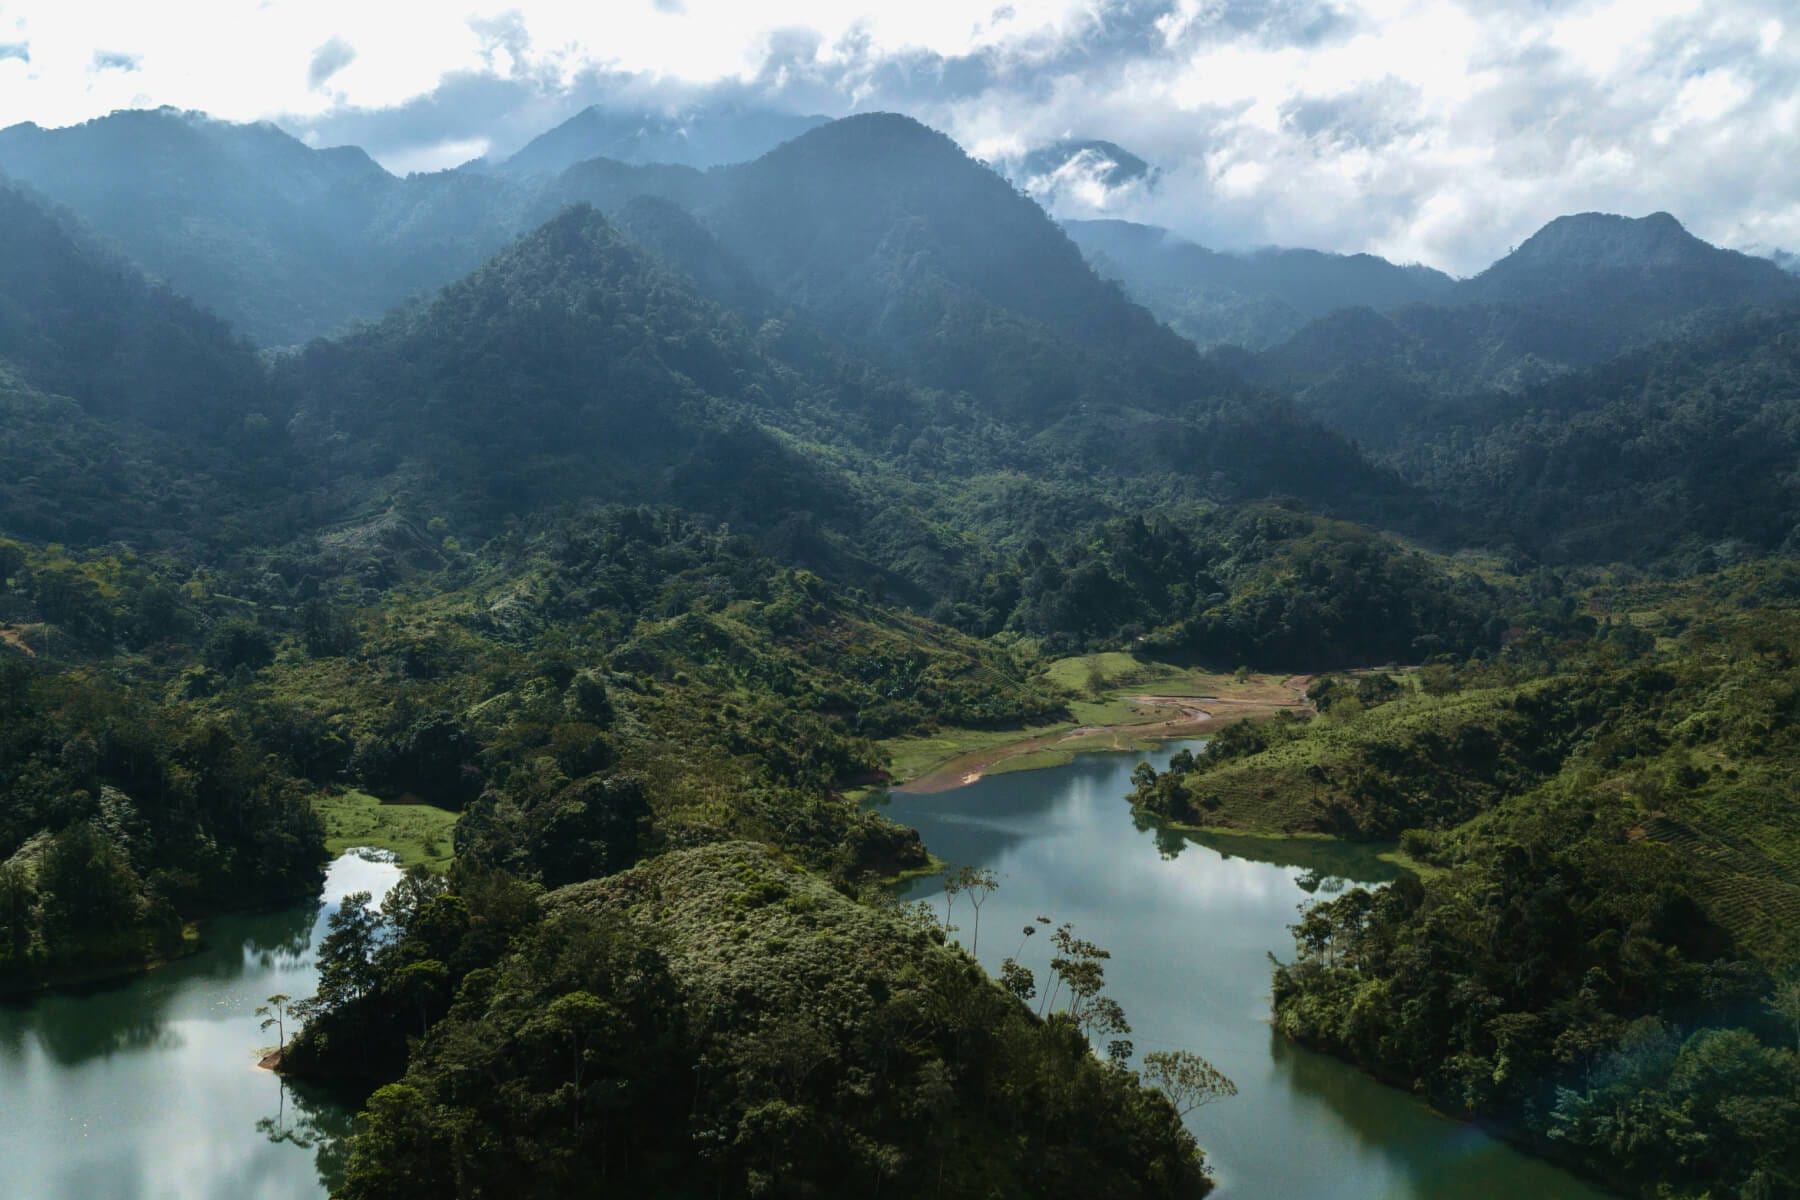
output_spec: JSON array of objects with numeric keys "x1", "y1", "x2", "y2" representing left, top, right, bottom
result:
[
  {"x1": 537, "y1": 991, "x2": 616, "y2": 1134},
  {"x1": 0, "y1": 861, "x2": 35, "y2": 966},
  {"x1": 1769, "y1": 976, "x2": 1800, "y2": 1053},
  {"x1": 998, "y1": 958, "x2": 1035, "y2": 1005},
  {"x1": 394, "y1": 959, "x2": 449, "y2": 1038},
  {"x1": 949, "y1": 866, "x2": 999, "y2": 954},
  {"x1": 203, "y1": 618, "x2": 275, "y2": 673},
  {"x1": 258, "y1": 993, "x2": 294, "y2": 1055},
  {"x1": 1044, "y1": 922, "x2": 1111, "y2": 1022},
  {"x1": 36, "y1": 821, "x2": 141, "y2": 950},
  {"x1": 316, "y1": 892, "x2": 384, "y2": 1011},
  {"x1": 1141, "y1": 1050, "x2": 1238, "y2": 1118},
  {"x1": 0, "y1": 538, "x2": 23, "y2": 592}
]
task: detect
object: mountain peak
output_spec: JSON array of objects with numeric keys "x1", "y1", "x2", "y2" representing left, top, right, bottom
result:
[
  {"x1": 1501, "y1": 210, "x2": 1705, "y2": 271},
  {"x1": 1464, "y1": 209, "x2": 1800, "y2": 314},
  {"x1": 501, "y1": 102, "x2": 827, "y2": 177},
  {"x1": 763, "y1": 111, "x2": 959, "y2": 165}
]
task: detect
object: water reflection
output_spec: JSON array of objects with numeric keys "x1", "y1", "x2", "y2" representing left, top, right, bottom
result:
[
  {"x1": 258, "y1": 1076, "x2": 360, "y2": 1192},
  {"x1": 0, "y1": 855, "x2": 399, "y2": 1200},
  {"x1": 881, "y1": 741, "x2": 1602, "y2": 1200}
]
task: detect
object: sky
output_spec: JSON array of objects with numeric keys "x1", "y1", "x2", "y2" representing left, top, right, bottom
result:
[{"x1": 1, "y1": 0, "x2": 1797, "y2": 274}]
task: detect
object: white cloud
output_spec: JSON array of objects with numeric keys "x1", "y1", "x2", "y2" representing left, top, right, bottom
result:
[{"x1": 1, "y1": 1, "x2": 1798, "y2": 272}]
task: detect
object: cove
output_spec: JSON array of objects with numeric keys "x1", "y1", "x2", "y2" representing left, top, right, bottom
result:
[
  {"x1": 0, "y1": 853, "x2": 401, "y2": 1200},
  {"x1": 878, "y1": 740, "x2": 1608, "y2": 1200}
]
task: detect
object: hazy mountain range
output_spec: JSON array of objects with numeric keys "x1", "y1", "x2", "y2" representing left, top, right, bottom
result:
[{"x1": 4, "y1": 101, "x2": 1799, "y2": 572}]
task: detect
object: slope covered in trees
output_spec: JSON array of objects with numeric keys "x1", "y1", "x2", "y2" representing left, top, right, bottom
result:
[
  {"x1": 308, "y1": 843, "x2": 1210, "y2": 1199},
  {"x1": 0, "y1": 109, "x2": 527, "y2": 343},
  {"x1": 1119, "y1": 565, "x2": 1800, "y2": 1197},
  {"x1": 1226, "y1": 213, "x2": 1800, "y2": 453},
  {"x1": 11, "y1": 98, "x2": 1800, "y2": 1200},
  {"x1": 1067, "y1": 218, "x2": 1455, "y2": 351}
]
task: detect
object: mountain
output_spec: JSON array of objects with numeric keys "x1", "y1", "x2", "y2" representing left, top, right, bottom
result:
[
  {"x1": 1007, "y1": 138, "x2": 1158, "y2": 208},
  {"x1": 1226, "y1": 302, "x2": 1604, "y2": 448},
  {"x1": 1390, "y1": 310, "x2": 1800, "y2": 563},
  {"x1": 1233, "y1": 212, "x2": 1800, "y2": 451},
  {"x1": 495, "y1": 102, "x2": 827, "y2": 178},
  {"x1": 1066, "y1": 218, "x2": 1456, "y2": 350},
  {"x1": 695, "y1": 115, "x2": 1210, "y2": 409},
  {"x1": 1765, "y1": 248, "x2": 1800, "y2": 275},
  {"x1": 0, "y1": 178, "x2": 269, "y2": 434},
  {"x1": 1459, "y1": 211, "x2": 1800, "y2": 323},
  {"x1": 277, "y1": 204, "x2": 867, "y2": 537},
  {"x1": 0, "y1": 181, "x2": 298, "y2": 548},
  {"x1": 0, "y1": 108, "x2": 528, "y2": 344}
]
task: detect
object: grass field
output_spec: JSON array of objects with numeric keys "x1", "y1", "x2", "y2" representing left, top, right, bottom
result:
[
  {"x1": 312, "y1": 789, "x2": 461, "y2": 871},
  {"x1": 878, "y1": 654, "x2": 1311, "y2": 792}
]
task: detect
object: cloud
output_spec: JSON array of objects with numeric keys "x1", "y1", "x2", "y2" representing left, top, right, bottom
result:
[
  {"x1": 91, "y1": 49, "x2": 140, "y2": 71},
  {"x1": 308, "y1": 37, "x2": 356, "y2": 90},
  {"x1": 0, "y1": 42, "x2": 28, "y2": 63},
  {"x1": 3, "y1": 1, "x2": 1800, "y2": 271}
]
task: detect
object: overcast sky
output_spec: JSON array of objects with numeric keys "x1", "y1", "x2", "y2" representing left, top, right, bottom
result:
[{"x1": 2, "y1": 0, "x2": 1796, "y2": 274}]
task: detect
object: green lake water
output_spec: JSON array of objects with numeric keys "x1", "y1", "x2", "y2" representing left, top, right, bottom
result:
[
  {"x1": 878, "y1": 740, "x2": 1608, "y2": 1200},
  {"x1": 0, "y1": 853, "x2": 400, "y2": 1200},
  {"x1": 0, "y1": 746, "x2": 1610, "y2": 1199}
]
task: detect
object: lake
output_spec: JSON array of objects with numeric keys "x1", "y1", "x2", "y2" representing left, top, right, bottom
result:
[
  {"x1": 878, "y1": 740, "x2": 1606, "y2": 1200},
  {"x1": 0, "y1": 748, "x2": 1608, "y2": 1200},
  {"x1": 0, "y1": 853, "x2": 400, "y2": 1200}
]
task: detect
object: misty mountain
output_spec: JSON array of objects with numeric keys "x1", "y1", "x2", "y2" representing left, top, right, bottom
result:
[
  {"x1": 0, "y1": 182, "x2": 299, "y2": 547},
  {"x1": 0, "y1": 177, "x2": 269, "y2": 434},
  {"x1": 1005, "y1": 138, "x2": 1158, "y2": 210},
  {"x1": 1231, "y1": 212, "x2": 1800, "y2": 449},
  {"x1": 556, "y1": 113, "x2": 1413, "y2": 518},
  {"x1": 493, "y1": 102, "x2": 828, "y2": 178},
  {"x1": 1067, "y1": 217, "x2": 1456, "y2": 350},
  {"x1": 1390, "y1": 310, "x2": 1800, "y2": 563},
  {"x1": 0, "y1": 108, "x2": 530, "y2": 344},
  {"x1": 1016, "y1": 139, "x2": 1154, "y2": 189},
  {"x1": 1458, "y1": 211, "x2": 1800, "y2": 323},
  {"x1": 276, "y1": 204, "x2": 871, "y2": 534}
]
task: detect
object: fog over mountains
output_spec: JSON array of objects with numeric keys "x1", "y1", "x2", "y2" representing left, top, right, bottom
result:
[
  {"x1": 4, "y1": 100, "x2": 1799, "y2": 579},
  {"x1": 7, "y1": 51, "x2": 1800, "y2": 1200}
]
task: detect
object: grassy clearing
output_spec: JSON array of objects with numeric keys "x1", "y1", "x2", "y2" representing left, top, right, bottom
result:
[
  {"x1": 881, "y1": 722, "x2": 1073, "y2": 785},
  {"x1": 312, "y1": 789, "x2": 460, "y2": 871},
  {"x1": 878, "y1": 657, "x2": 1307, "y2": 791}
]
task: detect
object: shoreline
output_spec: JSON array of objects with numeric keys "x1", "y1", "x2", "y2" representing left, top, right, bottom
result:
[
  {"x1": 0, "y1": 925, "x2": 204, "y2": 1001},
  {"x1": 889, "y1": 676, "x2": 1312, "y2": 794}
]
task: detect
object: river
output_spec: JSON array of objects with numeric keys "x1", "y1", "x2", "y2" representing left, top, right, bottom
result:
[
  {"x1": 0, "y1": 746, "x2": 1607, "y2": 1200},
  {"x1": 0, "y1": 853, "x2": 401, "y2": 1200},
  {"x1": 878, "y1": 740, "x2": 1606, "y2": 1200}
]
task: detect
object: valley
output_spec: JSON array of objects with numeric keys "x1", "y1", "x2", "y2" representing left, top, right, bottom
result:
[{"x1": 1, "y1": 86, "x2": 1798, "y2": 1200}]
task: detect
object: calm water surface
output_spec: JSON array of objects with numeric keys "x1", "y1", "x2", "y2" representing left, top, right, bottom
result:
[
  {"x1": 879, "y1": 741, "x2": 1607, "y2": 1200},
  {"x1": 0, "y1": 853, "x2": 401, "y2": 1200}
]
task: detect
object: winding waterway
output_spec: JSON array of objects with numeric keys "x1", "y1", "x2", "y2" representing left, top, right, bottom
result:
[
  {"x1": 0, "y1": 853, "x2": 400, "y2": 1200},
  {"x1": 879, "y1": 740, "x2": 1606, "y2": 1200},
  {"x1": 1, "y1": 748, "x2": 1608, "y2": 1199}
]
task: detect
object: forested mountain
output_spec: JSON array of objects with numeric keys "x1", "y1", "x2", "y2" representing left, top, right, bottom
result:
[
  {"x1": 543, "y1": 114, "x2": 1423, "y2": 522},
  {"x1": 0, "y1": 109, "x2": 529, "y2": 343},
  {"x1": 8, "y1": 96, "x2": 1800, "y2": 1200},
  {"x1": 1460, "y1": 211, "x2": 1799, "y2": 319},
  {"x1": 1391, "y1": 311, "x2": 1800, "y2": 563},
  {"x1": 1217, "y1": 213, "x2": 1800, "y2": 469},
  {"x1": 1067, "y1": 218, "x2": 1456, "y2": 350},
  {"x1": 491, "y1": 101, "x2": 828, "y2": 177},
  {"x1": 0, "y1": 178, "x2": 269, "y2": 433}
]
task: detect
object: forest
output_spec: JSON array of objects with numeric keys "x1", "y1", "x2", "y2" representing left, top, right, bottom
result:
[{"x1": 3, "y1": 101, "x2": 1800, "y2": 1199}]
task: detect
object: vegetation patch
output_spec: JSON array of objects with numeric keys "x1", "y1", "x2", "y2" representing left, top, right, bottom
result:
[{"x1": 311, "y1": 790, "x2": 460, "y2": 871}]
